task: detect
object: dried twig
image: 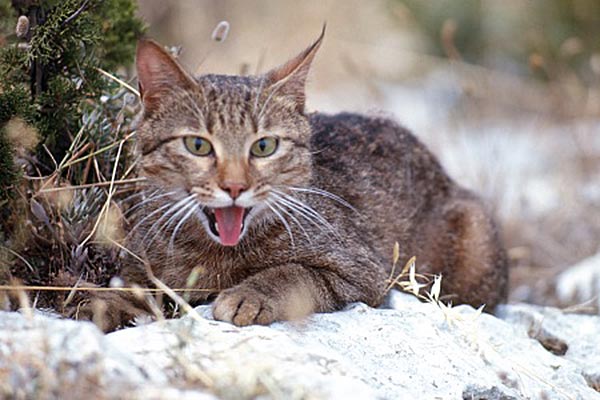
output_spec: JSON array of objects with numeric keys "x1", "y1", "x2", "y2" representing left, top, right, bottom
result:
[
  {"x1": 38, "y1": 177, "x2": 145, "y2": 193},
  {"x1": 96, "y1": 67, "x2": 140, "y2": 97},
  {"x1": 61, "y1": 0, "x2": 91, "y2": 27},
  {"x1": 0, "y1": 285, "x2": 215, "y2": 293}
]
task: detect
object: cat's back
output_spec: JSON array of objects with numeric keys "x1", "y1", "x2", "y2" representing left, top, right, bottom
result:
[
  {"x1": 308, "y1": 112, "x2": 452, "y2": 207},
  {"x1": 310, "y1": 112, "x2": 418, "y2": 161}
]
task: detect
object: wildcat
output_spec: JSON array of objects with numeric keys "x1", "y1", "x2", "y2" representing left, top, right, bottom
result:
[{"x1": 91, "y1": 28, "x2": 508, "y2": 330}]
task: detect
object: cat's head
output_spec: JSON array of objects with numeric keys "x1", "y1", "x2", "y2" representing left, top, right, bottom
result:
[{"x1": 134, "y1": 29, "x2": 323, "y2": 246}]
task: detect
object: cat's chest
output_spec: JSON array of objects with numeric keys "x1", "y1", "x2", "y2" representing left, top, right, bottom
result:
[{"x1": 155, "y1": 235, "x2": 274, "y2": 287}]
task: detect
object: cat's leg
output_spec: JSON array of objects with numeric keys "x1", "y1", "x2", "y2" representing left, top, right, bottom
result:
[
  {"x1": 65, "y1": 289, "x2": 154, "y2": 332},
  {"x1": 422, "y1": 196, "x2": 508, "y2": 311},
  {"x1": 212, "y1": 259, "x2": 385, "y2": 326},
  {"x1": 63, "y1": 259, "x2": 158, "y2": 331}
]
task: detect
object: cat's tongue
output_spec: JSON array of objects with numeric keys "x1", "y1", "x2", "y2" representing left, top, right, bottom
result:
[{"x1": 214, "y1": 206, "x2": 245, "y2": 246}]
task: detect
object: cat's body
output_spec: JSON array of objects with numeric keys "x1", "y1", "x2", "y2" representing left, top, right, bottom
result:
[{"x1": 85, "y1": 31, "x2": 508, "y2": 329}]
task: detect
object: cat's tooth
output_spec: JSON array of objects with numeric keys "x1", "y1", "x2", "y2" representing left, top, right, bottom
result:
[{"x1": 214, "y1": 222, "x2": 219, "y2": 233}]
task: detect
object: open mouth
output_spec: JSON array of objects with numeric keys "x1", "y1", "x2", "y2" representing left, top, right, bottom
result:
[{"x1": 202, "y1": 206, "x2": 251, "y2": 246}]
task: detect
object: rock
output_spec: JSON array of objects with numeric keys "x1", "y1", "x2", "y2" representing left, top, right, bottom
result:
[
  {"x1": 555, "y1": 252, "x2": 600, "y2": 311},
  {"x1": 498, "y1": 303, "x2": 600, "y2": 395},
  {"x1": 0, "y1": 291, "x2": 599, "y2": 399},
  {"x1": 0, "y1": 310, "x2": 217, "y2": 399}
]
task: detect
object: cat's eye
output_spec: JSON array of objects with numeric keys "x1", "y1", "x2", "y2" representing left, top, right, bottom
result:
[
  {"x1": 183, "y1": 136, "x2": 213, "y2": 156},
  {"x1": 250, "y1": 137, "x2": 278, "y2": 158}
]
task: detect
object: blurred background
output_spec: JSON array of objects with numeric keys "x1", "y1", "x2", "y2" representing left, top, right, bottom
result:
[{"x1": 137, "y1": 0, "x2": 600, "y2": 309}]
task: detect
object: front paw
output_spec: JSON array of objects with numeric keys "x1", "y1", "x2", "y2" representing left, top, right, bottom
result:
[{"x1": 212, "y1": 286, "x2": 276, "y2": 326}]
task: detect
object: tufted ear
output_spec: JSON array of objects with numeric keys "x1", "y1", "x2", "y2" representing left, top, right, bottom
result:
[
  {"x1": 264, "y1": 25, "x2": 325, "y2": 112},
  {"x1": 136, "y1": 39, "x2": 195, "y2": 112}
]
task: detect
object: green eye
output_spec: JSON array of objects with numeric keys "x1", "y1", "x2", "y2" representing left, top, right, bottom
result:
[
  {"x1": 183, "y1": 136, "x2": 213, "y2": 156},
  {"x1": 250, "y1": 137, "x2": 278, "y2": 157}
]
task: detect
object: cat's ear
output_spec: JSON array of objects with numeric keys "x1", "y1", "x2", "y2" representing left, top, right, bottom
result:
[
  {"x1": 264, "y1": 25, "x2": 325, "y2": 112},
  {"x1": 136, "y1": 39, "x2": 195, "y2": 112}
]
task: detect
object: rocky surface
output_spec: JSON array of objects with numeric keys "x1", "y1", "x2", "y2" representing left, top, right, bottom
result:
[
  {"x1": 555, "y1": 252, "x2": 600, "y2": 312},
  {"x1": 0, "y1": 291, "x2": 598, "y2": 399}
]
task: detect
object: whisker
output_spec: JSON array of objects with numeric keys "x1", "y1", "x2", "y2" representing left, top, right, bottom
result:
[
  {"x1": 168, "y1": 203, "x2": 201, "y2": 257},
  {"x1": 181, "y1": 91, "x2": 205, "y2": 122},
  {"x1": 144, "y1": 197, "x2": 195, "y2": 248},
  {"x1": 126, "y1": 201, "x2": 175, "y2": 239},
  {"x1": 252, "y1": 76, "x2": 267, "y2": 118},
  {"x1": 265, "y1": 200, "x2": 295, "y2": 248},
  {"x1": 118, "y1": 188, "x2": 156, "y2": 204},
  {"x1": 270, "y1": 191, "x2": 343, "y2": 242},
  {"x1": 158, "y1": 197, "x2": 197, "y2": 236},
  {"x1": 144, "y1": 195, "x2": 197, "y2": 247},
  {"x1": 124, "y1": 190, "x2": 177, "y2": 216},
  {"x1": 270, "y1": 199, "x2": 312, "y2": 244},
  {"x1": 271, "y1": 194, "x2": 326, "y2": 229},
  {"x1": 272, "y1": 191, "x2": 339, "y2": 232},
  {"x1": 256, "y1": 79, "x2": 288, "y2": 126},
  {"x1": 289, "y1": 186, "x2": 358, "y2": 213}
]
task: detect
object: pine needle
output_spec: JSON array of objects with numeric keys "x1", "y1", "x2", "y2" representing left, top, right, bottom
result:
[{"x1": 96, "y1": 67, "x2": 140, "y2": 97}]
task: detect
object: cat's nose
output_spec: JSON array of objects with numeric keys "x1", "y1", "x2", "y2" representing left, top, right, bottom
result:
[{"x1": 220, "y1": 182, "x2": 249, "y2": 199}]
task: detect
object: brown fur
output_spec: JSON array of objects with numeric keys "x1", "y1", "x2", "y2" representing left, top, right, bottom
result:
[{"x1": 87, "y1": 31, "x2": 508, "y2": 330}]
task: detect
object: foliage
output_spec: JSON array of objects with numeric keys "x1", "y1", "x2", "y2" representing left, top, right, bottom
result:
[
  {"x1": 98, "y1": 0, "x2": 146, "y2": 71},
  {"x1": 395, "y1": 0, "x2": 600, "y2": 83},
  {"x1": 0, "y1": 0, "x2": 145, "y2": 300},
  {"x1": 0, "y1": 0, "x2": 145, "y2": 199},
  {"x1": 0, "y1": 87, "x2": 35, "y2": 202},
  {"x1": 395, "y1": 0, "x2": 483, "y2": 62},
  {"x1": 0, "y1": 130, "x2": 15, "y2": 206}
]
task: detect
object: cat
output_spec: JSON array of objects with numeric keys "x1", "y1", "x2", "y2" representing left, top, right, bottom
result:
[{"x1": 89, "y1": 28, "x2": 508, "y2": 330}]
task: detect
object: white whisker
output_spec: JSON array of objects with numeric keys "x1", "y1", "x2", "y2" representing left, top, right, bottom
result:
[
  {"x1": 177, "y1": 90, "x2": 205, "y2": 122},
  {"x1": 256, "y1": 79, "x2": 287, "y2": 126},
  {"x1": 143, "y1": 194, "x2": 196, "y2": 247},
  {"x1": 270, "y1": 199, "x2": 312, "y2": 244},
  {"x1": 125, "y1": 190, "x2": 177, "y2": 216},
  {"x1": 168, "y1": 203, "x2": 201, "y2": 257},
  {"x1": 272, "y1": 191, "x2": 337, "y2": 229},
  {"x1": 265, "y1": 200, "x2": 295, "y2": 248},
  {"x1": 270, "y1": 191, "x2": 343, "y2": 242},
  {"x1": 126, "y1": 201, "x2": 174, "y2": 239},
  {"x1": 289, "y1": 186, "x2": 358, "y2": 213},
  {"x1": 253, "y1": 76, "x2": 267, "y2": 118},
  {"x1": 119, "y1": 188, "x2": 157, "y2": 205}
]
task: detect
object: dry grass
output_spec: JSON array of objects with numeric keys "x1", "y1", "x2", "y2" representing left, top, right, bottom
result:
[
  {"x1": 0, "y1": 67, "x2": 143, "y2": 319},
  {"x1": 386, "y1": 251, "x2": 579, "y2": 400},
  {"x1": 385, "y1": 242, "x2": 484, "y2": 322}
]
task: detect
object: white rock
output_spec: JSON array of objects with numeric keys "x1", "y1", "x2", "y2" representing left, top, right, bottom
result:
[
  {"x1": 555, "y1": 252, "x2": 600, "y2": 311},
  {"x1": 498, "y1": 303, "x2": 600, "y2": 393},
  {"x1": 0, "y1": 310, "x2": 216, "y2": 399},
  {"x1": 0, "y1": 291, "x2": 599, "y2": 399}
]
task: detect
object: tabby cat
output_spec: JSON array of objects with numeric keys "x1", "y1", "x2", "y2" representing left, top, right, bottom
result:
[{"x1": 93, "y1": 29, "x2": 508, "y2": 330}]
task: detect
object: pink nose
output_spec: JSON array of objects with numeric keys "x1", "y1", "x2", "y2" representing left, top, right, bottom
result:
[{"x1": 220, "y1": 182, "x2": 248, "y2": 199}]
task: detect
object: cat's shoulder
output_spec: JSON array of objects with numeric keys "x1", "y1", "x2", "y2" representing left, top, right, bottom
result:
[{"x1": 308, "y1": 111, "x2": 421, "y2": 151}]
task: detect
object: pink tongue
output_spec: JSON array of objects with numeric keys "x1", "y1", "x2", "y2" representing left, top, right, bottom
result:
[{"x1": 214, "y1": 206, "x2": 245, "y2": 246}]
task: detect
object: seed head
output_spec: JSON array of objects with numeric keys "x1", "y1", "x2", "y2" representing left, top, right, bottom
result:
[
  {"x1": 15, "y1": 15, "x2": 29, "y2": 38},
  {"x1": 211, "y1": 21, "x2": 230, "y2": 43}
]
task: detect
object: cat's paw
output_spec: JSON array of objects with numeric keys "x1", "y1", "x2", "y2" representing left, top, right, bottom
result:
[{"x1": 212, "y1": 286, "x2": 276, "y2": 326}]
